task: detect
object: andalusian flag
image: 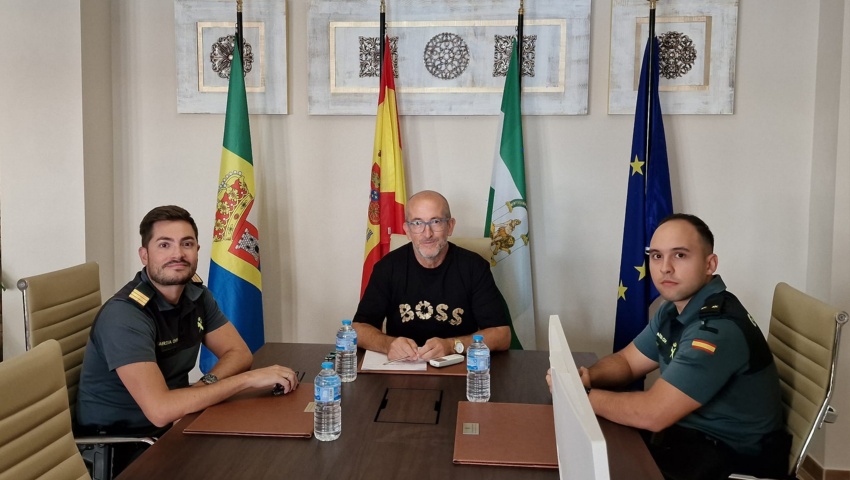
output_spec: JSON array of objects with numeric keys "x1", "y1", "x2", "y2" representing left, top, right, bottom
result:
[
  {"x1": 613, "y1": 36, "x2": 673, "y2": 354},
  {"x1": 201, "y1": 40, "x2": 264, "y2": 372},
  {"x1": 484, "y1": 38, "x2": 535, "y2": 350},
  {"x1": 361, "y1": 35, "x2": 406, "y2": 297}
]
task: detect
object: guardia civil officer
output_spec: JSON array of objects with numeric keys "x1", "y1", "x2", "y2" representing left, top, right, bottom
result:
[{"x1": 547, "y1": 214, "x2": 788, "y2": 479}]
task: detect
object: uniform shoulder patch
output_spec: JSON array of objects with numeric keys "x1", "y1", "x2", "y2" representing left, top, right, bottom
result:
[
  {"x1": 692, "y1": 339, "x2": 717, "y2": 354},
  {"x1": 192, "y1": 274, "x2": 204, "y2": 285}
]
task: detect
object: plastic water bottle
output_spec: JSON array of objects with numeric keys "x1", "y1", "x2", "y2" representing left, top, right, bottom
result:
[
  {"x1": 314, "y1": 361, "x2": 341, "y2": 441},
  {"x1": 335, "y1": 319, "x2": 358, "y2": 382},
  {"x1": 466, "y1": 334, "x2": 491, "y2": 402}
]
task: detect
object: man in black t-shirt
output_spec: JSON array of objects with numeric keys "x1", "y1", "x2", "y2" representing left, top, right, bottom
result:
[{"x1": 353, "y1": 191, "x2": 511, "y2": 361}]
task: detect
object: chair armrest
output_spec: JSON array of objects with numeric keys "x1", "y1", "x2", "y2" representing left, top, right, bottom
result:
[
  {"x1": 824, "y1": 405, "x2": 838, "y2": 424},
  {"x1": 76, "y1": 435, "x2": 156, "y2": 446}
]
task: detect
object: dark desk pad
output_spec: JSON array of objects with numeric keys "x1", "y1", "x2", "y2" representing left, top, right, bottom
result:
[{"x1": 375, "y1": 388, "x2": 443, "y2": 424}]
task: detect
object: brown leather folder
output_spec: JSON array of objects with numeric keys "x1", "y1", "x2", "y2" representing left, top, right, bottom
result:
[
  {"x1": 452, "y1": 401, "x2": 558, "y2": 469},
  {"x1": 183, "y1": 383, "x2": 315, "y2": 438}
]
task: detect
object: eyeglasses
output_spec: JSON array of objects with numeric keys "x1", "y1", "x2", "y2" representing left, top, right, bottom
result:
[{"x1": 406, "y1": 218, "x2": 450, "y2": 234}]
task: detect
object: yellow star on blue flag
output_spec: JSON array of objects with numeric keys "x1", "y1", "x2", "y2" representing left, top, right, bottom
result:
[{"x1": 613, "y1": 35, "x2": 673, "y2": 357}]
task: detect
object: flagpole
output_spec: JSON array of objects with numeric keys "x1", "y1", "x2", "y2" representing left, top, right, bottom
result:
[
  {"x1": 645, "y1": 0, "x2": 656, "y2": 182},
  {"x1": 517, "y1": 0, "x2": 524, "y2": 88},
  {"x1": 379, "y1": 0, "x2": 386, "y2": 80},
  {"x1": 236, "y1": 0, "x2": 244, "y2": 57}
]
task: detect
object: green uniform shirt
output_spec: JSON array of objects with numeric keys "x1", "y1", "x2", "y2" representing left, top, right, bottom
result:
[
  {"x1": 77, "y1": 269, "x2": 228, "y2": 432},
  {"x1": 633, "y1": 276, "x2": 783, "y2": 455}
]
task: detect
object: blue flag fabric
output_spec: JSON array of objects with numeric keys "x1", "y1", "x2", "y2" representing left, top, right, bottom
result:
[
  {"x1": 200, "y1": 40, "x2": 265, "y2": 373},
  {"x1": 613, "y1": 36, "x2": 673, "y2": 354}
]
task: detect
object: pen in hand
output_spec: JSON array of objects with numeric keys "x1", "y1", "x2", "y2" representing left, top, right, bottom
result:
[
  {"x1": 272, "y1": 370, "x2": 305, "y2": 396},
  {"x1": 383, "y1": 356, "x2": 412, "y2": 365}
]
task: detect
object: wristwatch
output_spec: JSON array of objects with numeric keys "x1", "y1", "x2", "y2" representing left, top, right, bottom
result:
[
  {"x1": 200, "y1": 373, "x2": 219, "y2": 385},
  {"x1": 452, "y1": 338, "x2": 464, "y2": 354}
]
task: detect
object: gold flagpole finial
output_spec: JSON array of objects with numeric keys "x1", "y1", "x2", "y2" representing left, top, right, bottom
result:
[
  {"x1": 648, "y1": 0, "x2": 657, "y2": 9},
  {"x1": 518, "y1": 0, "x2": 524, "y2": 15},
  {"x1": 237, "y1": 0, "x2": 243, "y2": 13},
  {"x1": 381, "y1": 0, "x2": 385, "y2": 13}
]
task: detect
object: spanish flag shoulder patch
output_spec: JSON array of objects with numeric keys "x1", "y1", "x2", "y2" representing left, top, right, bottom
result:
[{"x1": 692, "y1": 339, "x2": 717, "y2": 354}]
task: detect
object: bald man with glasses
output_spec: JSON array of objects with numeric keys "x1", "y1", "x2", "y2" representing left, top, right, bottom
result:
[{"x1": 353, "y1": 190, "x2": 511, "y2": 361}]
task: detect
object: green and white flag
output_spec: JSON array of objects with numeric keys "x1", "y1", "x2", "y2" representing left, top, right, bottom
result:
[{"x1": 484, "y1": 38, "x2": 535, "y2": 350}]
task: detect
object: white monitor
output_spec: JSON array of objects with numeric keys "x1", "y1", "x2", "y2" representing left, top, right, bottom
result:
[{"x1": 549, "y1": 314, "x2": 610, "y2": 480}]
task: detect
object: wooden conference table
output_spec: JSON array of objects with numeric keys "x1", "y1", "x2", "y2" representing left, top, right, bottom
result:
[{"x1": 118, "y1": 343, "x2": 662, "y2": 480}]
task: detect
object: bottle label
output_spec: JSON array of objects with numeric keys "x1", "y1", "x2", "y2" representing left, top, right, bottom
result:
[
  {"x1": 335, "y1": 337, "x2": 357, "y2": 352},
  {"x1": 314, "y1": 384, "x2": 341, "y2": 402},
  {"x1": 466, "y1": 355, "x2": 490, "y2": 372}
]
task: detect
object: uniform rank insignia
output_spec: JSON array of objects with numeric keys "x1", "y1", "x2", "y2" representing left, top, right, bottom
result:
[
  {"x1": 128, "y1": 288, "x2": 150, "y2": 307},
  {"x1": 197, "y1": 316, "x2": 204, "y2": 332},
  {"x1": 692, "y1": 339, "x2": 717, "y2": 354}
]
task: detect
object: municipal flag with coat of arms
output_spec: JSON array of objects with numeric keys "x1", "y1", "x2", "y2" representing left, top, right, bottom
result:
[{"x1": 201, "y1": 39, "x2": 264, "y2": 372}]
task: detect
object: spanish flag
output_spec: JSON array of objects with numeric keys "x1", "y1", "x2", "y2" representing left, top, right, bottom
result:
[
  {"x1": 361, "y1": 35, "x2": 407, "y2": 297},
  {"x1": 201, "y1": 39, "x2": 264, "y2": 372}
]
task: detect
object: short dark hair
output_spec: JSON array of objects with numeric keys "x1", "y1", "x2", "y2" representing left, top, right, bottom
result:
[
  {"x1": 658, "y1": 213, "x2": 714, "y2": 252},
  {"x1": 139, "y1": 205, "x2": 199, "y2": 247}
]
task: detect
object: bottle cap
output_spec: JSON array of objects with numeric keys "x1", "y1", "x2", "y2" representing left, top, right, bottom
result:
[
  {"x1": 473, "y1": 334, "x2": 484, "y2": 342},
  {"x1": 321, "y1": 361, "x2": 333, "y2": 369},
  {"x1": 342, "y1": 319, "x2": 352, "y2": 326}
]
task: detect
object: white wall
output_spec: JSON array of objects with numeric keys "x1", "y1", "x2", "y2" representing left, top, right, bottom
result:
[
  {"x1": 825, "y1": 2, "x2": 850, "y2": 471},
  {"x1": 0, "y1": 0, "x2": 88, "y2": 355},
  {"x1": 105, "y1": 0, "x2": 829, "y2": 352},
  {"x1": 82, "y1": 0, "x2": 116, "y2": 292},
  {"x1": 2, "y1": 0, "x2": 849, "y2": 471}
]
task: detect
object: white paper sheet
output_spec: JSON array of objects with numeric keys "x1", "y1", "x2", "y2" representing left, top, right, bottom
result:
[{"x1": 361, "y1": 350, "x2": 427, "y2": 371}]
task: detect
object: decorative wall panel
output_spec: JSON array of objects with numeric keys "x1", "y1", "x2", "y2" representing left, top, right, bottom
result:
[
  {"x1": 609, "y1": 0, "x2": 739, "y2": 115},
  {"x1": 175, "y1": 0, "x2": 287, "y2": 114},
  {"x1": 308, "y1": 0, "x2": 590, "y2": 115}
]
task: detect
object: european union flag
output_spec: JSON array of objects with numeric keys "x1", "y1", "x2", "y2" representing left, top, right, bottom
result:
[{"x1": 613, "y1": 36, "x2": 673, "y2": 354}]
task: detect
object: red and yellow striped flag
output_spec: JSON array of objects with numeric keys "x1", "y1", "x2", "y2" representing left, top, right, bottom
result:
[{"x1": 361, "y1": 35, "x2": 406, "y2": 297}]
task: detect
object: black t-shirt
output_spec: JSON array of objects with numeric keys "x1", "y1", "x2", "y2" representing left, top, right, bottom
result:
[{"x1": 353, "y1": 242, "x2": 508, "y2": 345}]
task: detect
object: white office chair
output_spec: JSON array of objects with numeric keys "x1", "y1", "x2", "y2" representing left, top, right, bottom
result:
[
  {"x1": 730, "y1": 282, "x2": 847, "y2": 480},
  {"x1": 0, "y1": 339, "x2": 90, "y2": 480},
  {"x1": 768, "y1": 283, "x2": 846, "y2": 477},
  {"x1": 18, "y1": 262, "x2": 156, "y2": 480}
]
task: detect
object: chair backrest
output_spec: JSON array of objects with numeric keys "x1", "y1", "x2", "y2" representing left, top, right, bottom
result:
[
  {"x1": 389, "y1": 234, "x2": 493, "y2": 264},
  {"x1": 0, "y1": 339, "x2": 91, "y2": 480},
  {"x1": 17, "y1": 262, "x2": 102, "y2": 421},
  {"x1": 767, "y1": 282, "x2": 848, "y2": 476}
]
